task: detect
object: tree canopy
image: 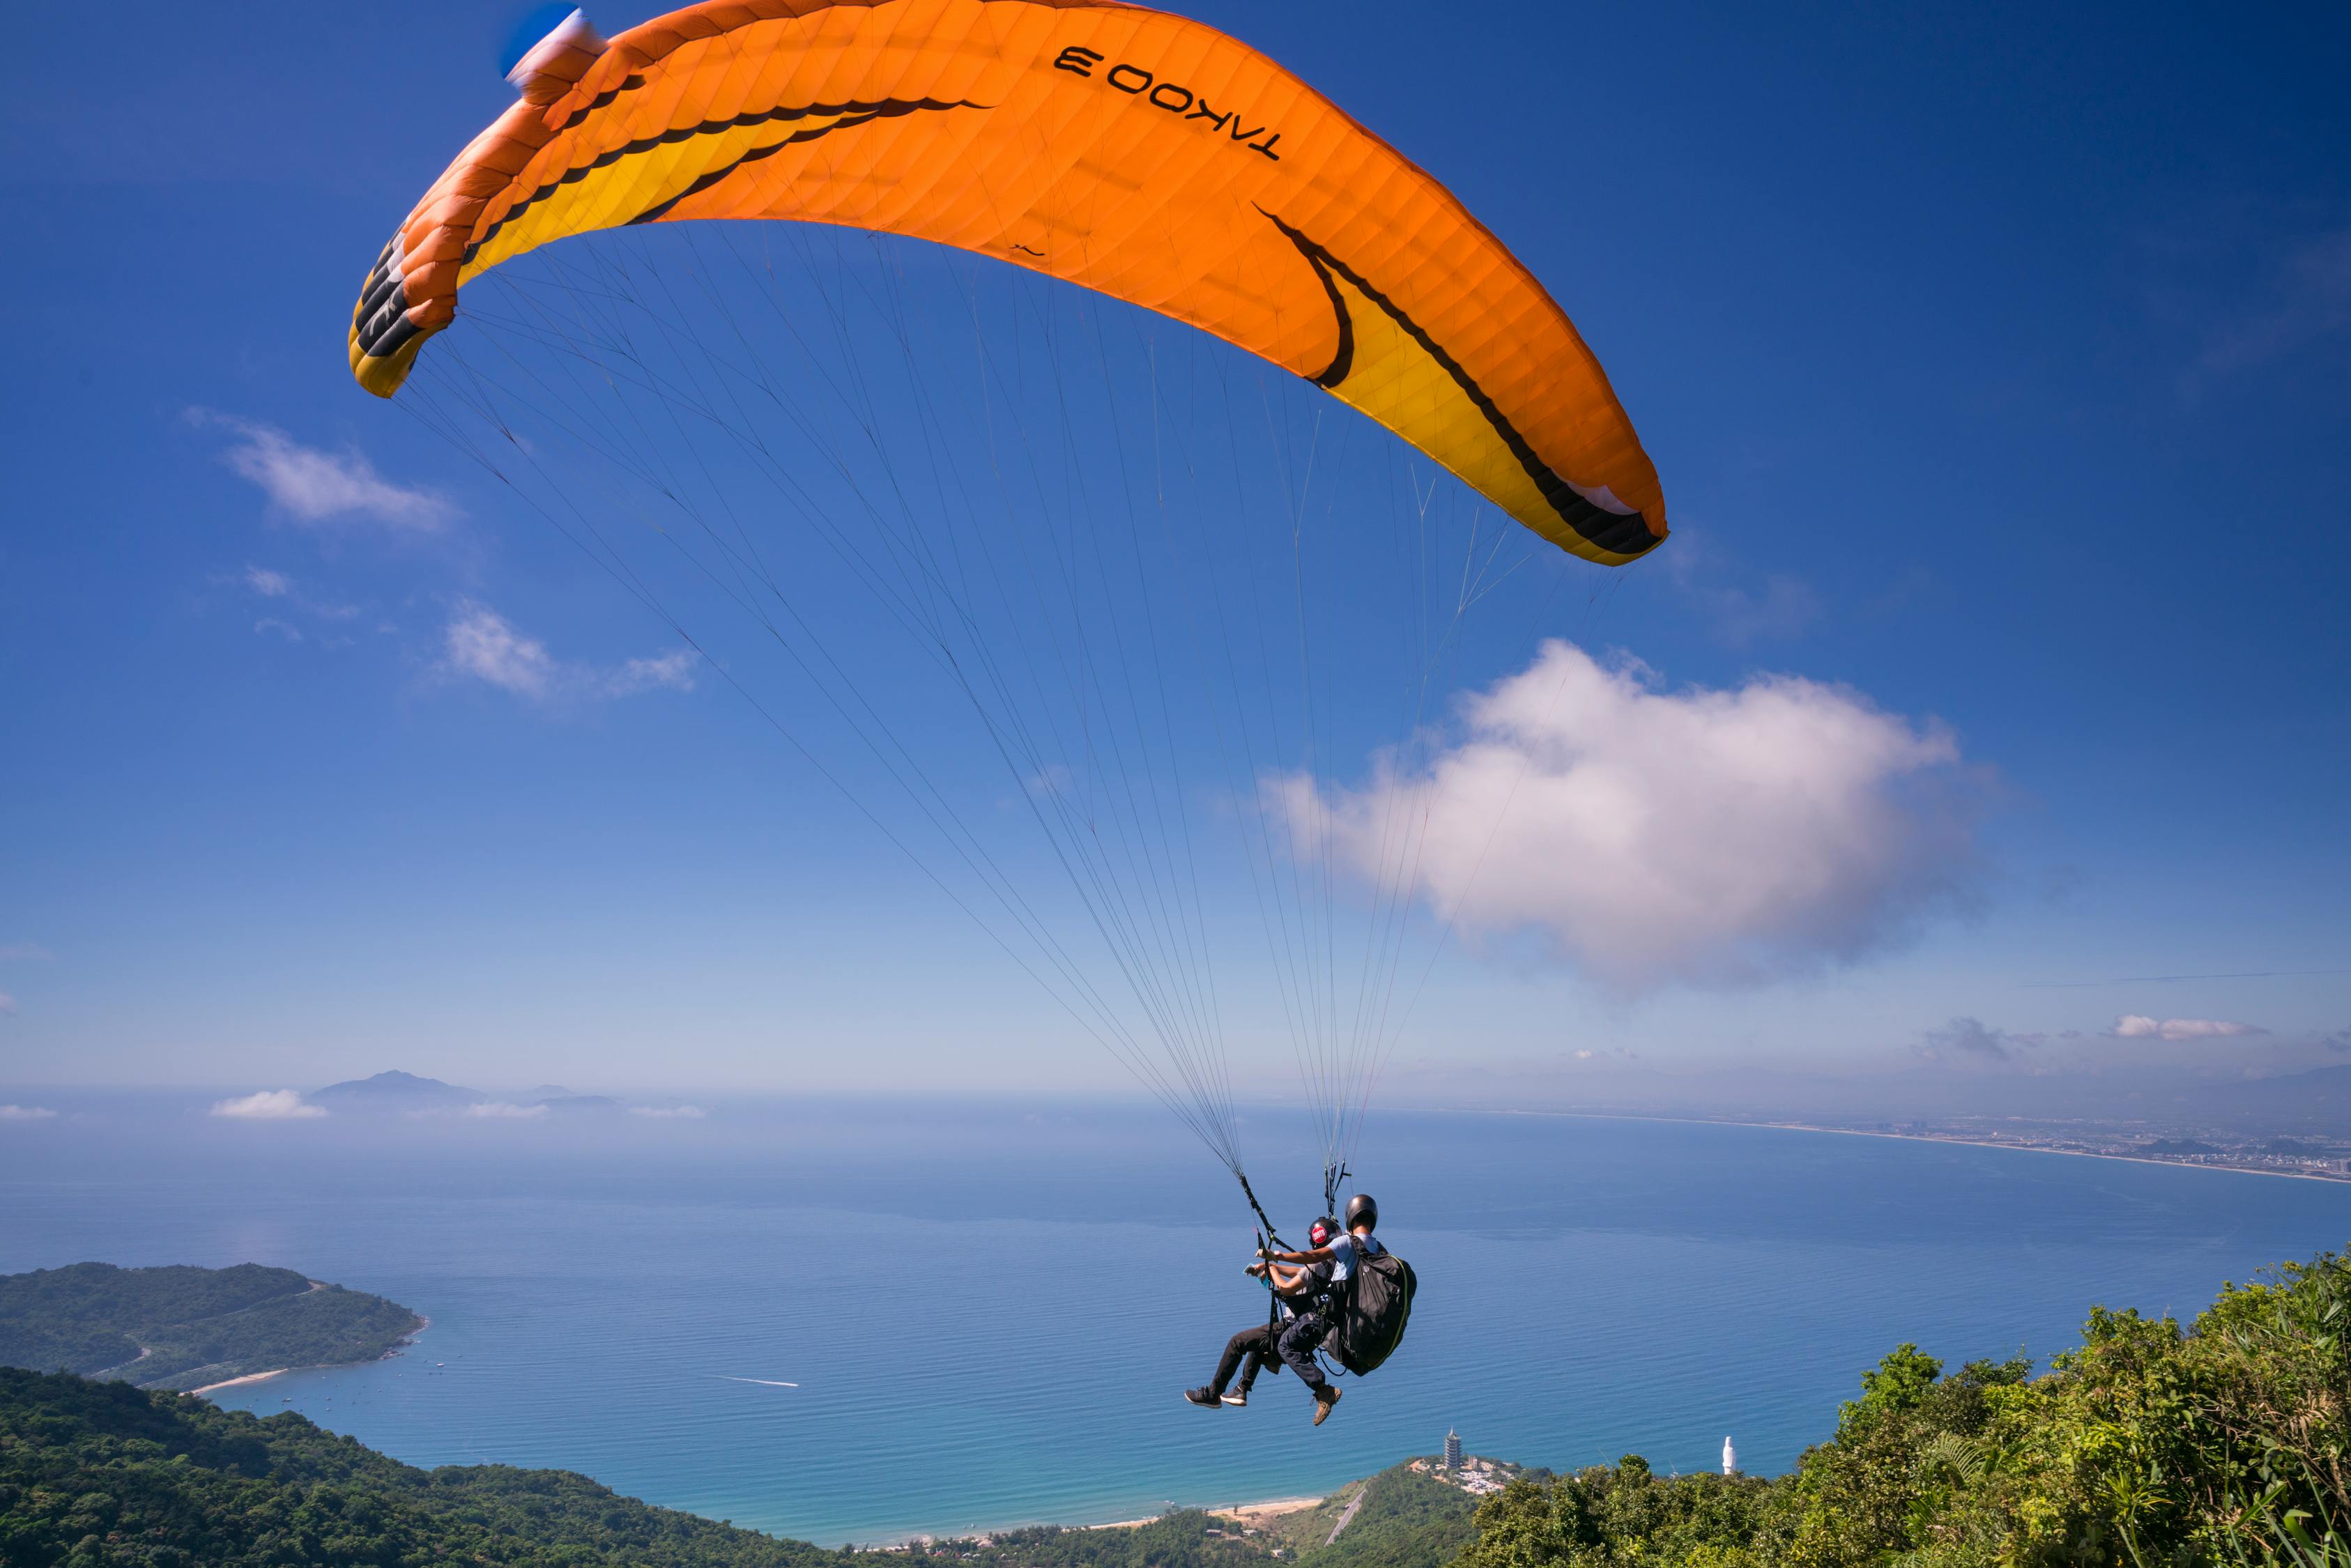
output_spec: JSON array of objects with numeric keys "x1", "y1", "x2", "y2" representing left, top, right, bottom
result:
[
  {"x1": 1449, "y1": 1247, "x2": 2351, "y2": 1566},
  {"x1": 0, "y1": 1263, "x2": 423, "y2": 1391},
  {"x1": 0, "y1": 1366, "x2": 854, "y2": 1567}
]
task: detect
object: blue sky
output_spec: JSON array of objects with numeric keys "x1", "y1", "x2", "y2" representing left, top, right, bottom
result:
[{"x1": 2, "y1": 0, "x2": 2345, "y2": 1103}]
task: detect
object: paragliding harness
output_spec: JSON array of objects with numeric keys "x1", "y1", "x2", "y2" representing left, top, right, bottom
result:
[
  {"x1": 1236, "y1": 1162, "x2": 1415, "y2": 1381},
  {"x1": 1326, "y1": 1241, "x2": 1416, "y2": 1376}
]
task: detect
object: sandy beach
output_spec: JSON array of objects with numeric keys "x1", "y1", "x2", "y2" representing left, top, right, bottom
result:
[
  {"x1": 189, "y1": 1368, "x2": 288, "y2": 1395},
  {"x1": 185, "y1": 1311, "x2": 428, "y2": 1397},
  {"x1": 1212, "y1": 1496, "x2": 1328, "y2": 1525},
  {"x1": 1088, "y1": 1495, "x2": 1326, "y2": 1530}
]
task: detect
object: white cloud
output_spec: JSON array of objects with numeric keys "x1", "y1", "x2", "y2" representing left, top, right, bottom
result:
[
  {"x1": 1277, "y1": 641, "x2": 1979, "y2": 990},
  {"x1": 210, "y1": 1089, "x2": 327, "y2": 1120},
  {"x1": 443, "y1": 602, "x2": 560, "y2": 698},
  {"x1": 254, "y1": 617, "x2": 303, "y2": 642},
  {"x1": 439, "y1": 601, "x2": 697, "y2": 705},
  {"x1": 230, "y1": 564, "x2": 360, "y2": 622},
  {"x1": 0, "y1": 991, "x2": 15, "y2": 1016},
  {"x1": 603, "y1": 650, "x2": 698, "y2": 697},
  {"x1": 0, "y1": 944, "x2": 52, "y2": 962},
  {"x1": 0, "y1": 1105, "x2": 58, "y2": 1121},
  {"x1": 1916, "y1": 1016, "x2": 2044, "y2": 1063},
  {"x1": 2111, "y1": 1014, "x2": 2266, "y2": 1042},
  {"x1": 629, "y1": 1105, "x2": 708, "y2": 1119},
  {"x1": 194, "y1": 411, "x2": 452, "y2": 532},
  {"x1": 462, "y1": 1100, "x2": 549, "y2": 1119}
]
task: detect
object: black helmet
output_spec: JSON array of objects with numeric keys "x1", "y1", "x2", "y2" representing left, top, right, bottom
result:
[
  {"x1": 1308, "y1": 1215, "x2": 1340, "y2": 1247},
  {"x1": 1345, "y1": 1194, "x2": 1378, "y2": 1231}
]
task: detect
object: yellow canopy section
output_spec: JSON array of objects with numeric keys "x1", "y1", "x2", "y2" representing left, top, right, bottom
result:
[{"x1": 350, "y1": 0, "x2": 1667, "y2": 563}]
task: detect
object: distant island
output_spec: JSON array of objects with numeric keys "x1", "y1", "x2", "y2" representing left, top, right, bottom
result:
[
  {"x1": 0, "y1": 1262, "x2": 424, "y2": 1393},
  {"x1": 308, "y1": 1068, "x2": 626, "y2": 1116}
]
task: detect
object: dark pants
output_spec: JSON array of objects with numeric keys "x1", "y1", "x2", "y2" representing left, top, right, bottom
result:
[
  {"x1": 1213, "y1": 1323, "x2": 1277, "y2": 1395},
  {"x1": 1278, "y1": 1310, "x2": 1332, "y2": 1392}
]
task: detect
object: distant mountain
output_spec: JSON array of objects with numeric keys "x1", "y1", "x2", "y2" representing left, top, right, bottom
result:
[
  {"x1": 307, "y1": 1073, "x2": 633, "y2": 1117},
  {"x1": 2267, "y1": 1137, "x2": 2329, "y2": 1155},
  {"x1": 312, "y1": 1071, "x2": 484, "y2": 1109},
  {"x1": 2191, "y1": 1065, "x2": 2351, "y2": 1132}
]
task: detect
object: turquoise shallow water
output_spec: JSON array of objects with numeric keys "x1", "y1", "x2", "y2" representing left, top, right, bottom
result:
[{"x1": 4, "y1": 1096, "x2": 2348, "y2": 1544}]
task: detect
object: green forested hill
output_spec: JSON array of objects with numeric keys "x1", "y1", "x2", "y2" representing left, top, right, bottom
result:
[
  {"x1": 0, "y1": 1376, "x2": 1276, "y2": 1568},
  {"x1": 9, "y1": 1247, "x2": 2350, "y2": 1567},
  {"x1": 910, "y1": 1513, "x2": 1283, "y2": 1568},
  {"x1": 1264, "y1": 1461, "x2": 1499, "y2": 1568},
  {"x1": 0, "y1": 1367, "x2": 854, "y2": 1567},
  {"x1": 0, "y1": 1263, "x2": 423, "y2": 1391},
  {"x1": 1448, "y1": 1247, "x2": 2351, "y2": 1566}
]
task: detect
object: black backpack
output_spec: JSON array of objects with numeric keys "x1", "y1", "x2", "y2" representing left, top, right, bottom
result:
[{"x1": 1328, "y1": 1247, "x2": 1416, "y2": 1376}]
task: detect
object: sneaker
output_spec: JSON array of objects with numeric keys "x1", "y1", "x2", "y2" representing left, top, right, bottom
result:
[
  {"x1": 1222, "y1": 1388, "x2": 1250, "y2": 1407},
  {"x1": 1184, "y1": 1387, "x2": 1220, "y2": 1408},
  {"x1": 1312, "y1": 1387, "x2": 1342, "y2": 1427}
]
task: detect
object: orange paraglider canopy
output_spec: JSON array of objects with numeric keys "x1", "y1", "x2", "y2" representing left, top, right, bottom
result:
[{"x1": 351, "y1": 0, "x2": 1667, "y2": 563}]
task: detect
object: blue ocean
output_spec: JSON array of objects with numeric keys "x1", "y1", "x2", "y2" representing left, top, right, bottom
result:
[{"x1": 4, "y1": 1096, "x2": 2346, "y2": 1546}]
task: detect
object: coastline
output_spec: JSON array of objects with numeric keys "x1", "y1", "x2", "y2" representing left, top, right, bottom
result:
[
  {"x1": 188, "y1": 1310, "x2": 430, "y2": 1398},
  {"x1": 1473, "y1": 1107, "x2": 2351, "y2": 1185},
  {"x1": 190, "y1": 1367, "x2": 287, "y2": 1394},
  {"x1": 905, "y1": 1493, "x2": 1328, "y2": 1546},
  {"x1": 1087, "y1": 1496, "x2": 1325, "y2": 1531},
  {"x1": 1730, "y1": 1121, "x2": 2351, "y2": 1185}
]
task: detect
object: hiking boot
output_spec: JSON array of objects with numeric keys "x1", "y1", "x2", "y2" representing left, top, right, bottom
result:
[
  {"x1": 1184, "y1": 1387, "x2": 1221, "y2": 1408},
  {"x1": 1312, "y1": 1387, "x2": 1342, "y2": 1426},
  {"x1": 1222, "y1": 1387, "x2": 1250, "y2": 1407}
]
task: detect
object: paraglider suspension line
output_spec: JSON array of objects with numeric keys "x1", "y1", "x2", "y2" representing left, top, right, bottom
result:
[
  {"x1": 1234, "y1": 1167, "x2": 1289, "y2": 1253},
  {"x1": 1322, "y1": 1160, "x2": 1350, "y2": 1221}
]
